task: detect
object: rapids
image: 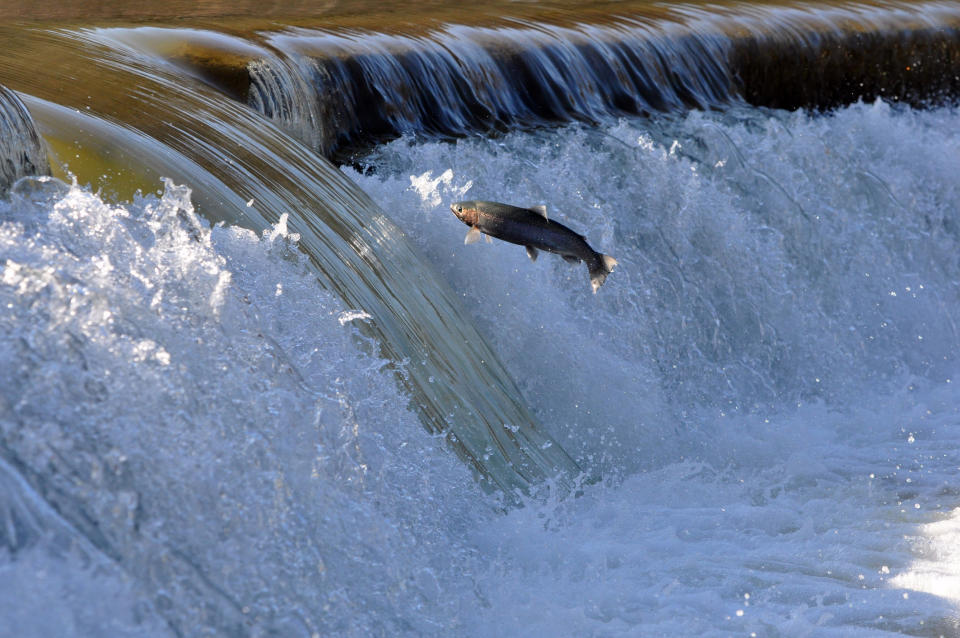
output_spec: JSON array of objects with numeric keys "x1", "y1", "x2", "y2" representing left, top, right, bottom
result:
[{"x1": 1, "y1": 2, "x2": 960, "y2": 636}]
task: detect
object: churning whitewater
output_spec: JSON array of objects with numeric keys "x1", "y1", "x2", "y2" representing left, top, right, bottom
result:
[
  {"x1": 0, "y1": 177, "x2": 483, "y2": 637},
  {"x1": 2, "y1": 99, "x2": 960, "y2": 637},
  {"x1": 346, "y1": 100, "x2": 960, "y2": 635}
]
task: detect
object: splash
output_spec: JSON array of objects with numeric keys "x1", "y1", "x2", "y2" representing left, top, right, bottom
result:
[
  {"x1": 0, "y1": 178, "x2": 486, "y2": 636},
  {"x1": 409, "y1": 168, "x2": 472, "y2": 208},
  {"x1": 345, "y1": 100, "x2": 960, "y2": 636}
]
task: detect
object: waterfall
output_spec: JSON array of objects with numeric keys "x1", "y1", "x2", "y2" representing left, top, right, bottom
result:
[
  {"x1": 0, "y1": 85, "x2": 49, "y2": 193},
  {"x1": 233, "y1": 3, "x2": 960, "y2": 159},
  {"x1": 1, "y1": 3, "x2": 960, "y2": 635}
]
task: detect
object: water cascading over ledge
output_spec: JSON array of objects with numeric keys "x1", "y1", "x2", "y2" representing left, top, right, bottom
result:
[
  {"x1": 0, "y1": 25, "x2": 582, "y2": 508},
  {"x1": 0, "y1": 0, "x2": 953, "y2": 505},
  {"x1": 3, "y1": 4, "x2": 960, "y2": 635},
  {"x1": 226, "y1": 1, "x2": 960, "y2": 160},
  {"x1": 0, "y1": 85, "x2": 49, "y2": 194}
]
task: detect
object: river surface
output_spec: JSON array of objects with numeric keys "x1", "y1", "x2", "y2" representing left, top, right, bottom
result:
[{"x1": 1, "y1": 2, "x2": 960, "y2": 637}]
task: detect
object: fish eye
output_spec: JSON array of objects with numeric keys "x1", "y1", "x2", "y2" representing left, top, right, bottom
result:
[{"x1": 457, "y1": 206, "x2": 462, "y2": 212}]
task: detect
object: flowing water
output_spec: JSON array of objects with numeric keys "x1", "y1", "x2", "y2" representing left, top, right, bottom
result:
[{"x1": 2, "y1": 2, "x2": 960, "y2": 636}]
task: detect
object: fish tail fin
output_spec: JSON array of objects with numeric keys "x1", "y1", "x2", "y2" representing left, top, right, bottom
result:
[{"x1": 589, "y1": 254, "x2": 618, "y2": 294}]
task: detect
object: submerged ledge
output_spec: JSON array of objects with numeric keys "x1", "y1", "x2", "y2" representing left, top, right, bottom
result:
[{"x1": 729, "y1": 7, "x2": 960, "y2": 111}]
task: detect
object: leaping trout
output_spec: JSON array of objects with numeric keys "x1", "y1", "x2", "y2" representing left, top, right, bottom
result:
[{"x1": 450, "y1": 200, "x2": 618, "y2": 293}]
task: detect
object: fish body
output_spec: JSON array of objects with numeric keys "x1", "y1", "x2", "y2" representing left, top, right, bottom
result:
[{"x1": 450, "y1": 200, "x2": 617, "y2": 293}]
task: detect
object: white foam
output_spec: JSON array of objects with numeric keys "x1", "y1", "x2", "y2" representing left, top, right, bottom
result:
[
  {"x1": 4, "y1": 99, "x2": 960, "y2": 636},
  {"x1": 346, "y1": 100, "x2": 960, "y2": 635},
  {"x1": 0, "y1": 177, "x2": 482, "y2": 635},
  {"x1": 891, "y1": 508, "x2": 960, "y2": 603},
  {"x1": 409, "y1": 168, "x2": 472, "y2": 208},
  {"x1": 337, "y1": 309, "x2": 372, "y2": 325}
]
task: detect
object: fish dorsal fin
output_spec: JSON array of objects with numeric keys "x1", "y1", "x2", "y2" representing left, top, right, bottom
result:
[
  {"x1": 530, "y1": 205, "x2": 548, "y2": 220},
  {"x1": 464, "y1": 226, "x2": 483, "y2": 244}
]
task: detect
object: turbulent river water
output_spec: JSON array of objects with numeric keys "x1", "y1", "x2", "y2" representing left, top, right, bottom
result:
[{"x1": 2, "y1": 2, "x2": 960, "y2": 636}]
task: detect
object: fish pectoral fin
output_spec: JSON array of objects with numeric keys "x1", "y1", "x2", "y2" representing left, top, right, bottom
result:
[
  {"x1": 485, "y1": 234, "x2": 493, "y2": 244},
  {"x1": 464, "y1": 227, "x2": 483, "y2": 245},
  {"x1": 562, "y1": 255, "x2": 581, "y2": 264},
  {"x1": 530, "y1": 204, "x2": 548, "y2": 219},
  {"x1": 525, "y1": 246, "x2": 539, "y2": 262}
]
